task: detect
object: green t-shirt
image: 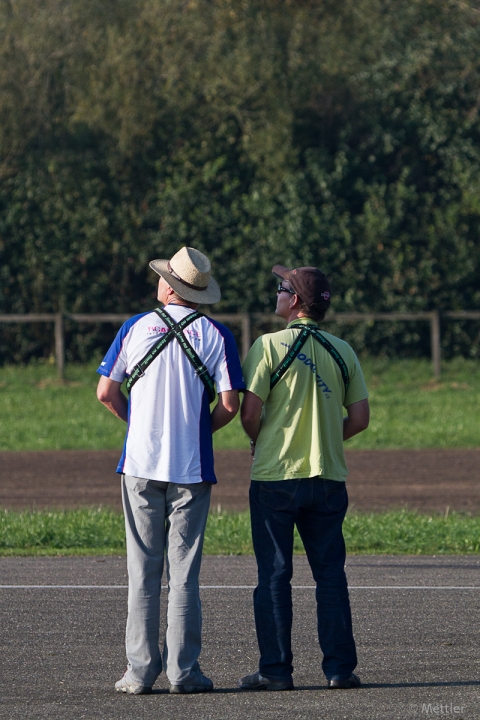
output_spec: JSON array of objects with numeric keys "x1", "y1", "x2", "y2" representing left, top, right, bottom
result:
[{"x1": 242, "y1": 318, "x2": 369, "y2": 482}]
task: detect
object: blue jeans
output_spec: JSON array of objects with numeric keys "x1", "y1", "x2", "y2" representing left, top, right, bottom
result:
[{"x1": 249, "y1": 478, "x2": 357, "y2": 682}]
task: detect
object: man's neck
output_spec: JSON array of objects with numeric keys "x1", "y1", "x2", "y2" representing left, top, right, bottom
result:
[
  {"x1": 164, "y1": 300, "x2": 199, "y2": 310},
  {"x1": 284, "y1": 310, "x2": 314, "y2": 324}
]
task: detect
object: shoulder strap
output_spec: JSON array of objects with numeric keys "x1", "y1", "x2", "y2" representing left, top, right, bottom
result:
[
  {"x1": 270, "y1": 328, "x2": 310, "y2": 389},
  {"x1": 304, "y1": 326, "x2": 350, "y2": 391},
  {"x1": 270, "y1": 324, "x2": 350, "y2": 391},
  {"x1": 125, "y1": 309, "x2": 203, "y2": 395},
  {"x1": 154, "y1": 307, "x2": 216, "y2": 403}
]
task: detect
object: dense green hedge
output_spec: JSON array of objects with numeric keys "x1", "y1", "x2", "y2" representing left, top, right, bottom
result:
[{"x1": 1, "y1": 0, "x2": 479, "y2": 361}]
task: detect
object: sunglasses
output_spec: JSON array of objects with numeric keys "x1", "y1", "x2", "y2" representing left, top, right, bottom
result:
[{"x1": 277, "y1": 283, "x2": 296, "y2": 295}]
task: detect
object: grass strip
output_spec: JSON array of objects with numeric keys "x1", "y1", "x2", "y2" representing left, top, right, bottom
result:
[
  {"x1": 1, "y1": 508, "x2": 480, "y2": 556},
  {"x1": 0, "y1": 508, "x2": 125, "y2": 556},
  {"x1": 1, "y1": 357, "x2": 480, "y2": 451},
  {"x1": 343, "y1": 510, "x2": 480, "y2": 555}
]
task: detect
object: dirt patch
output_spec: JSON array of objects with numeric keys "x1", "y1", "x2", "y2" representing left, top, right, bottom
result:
[{"x1": 1, "y1": 449, "x2": 479, "y2": 514}]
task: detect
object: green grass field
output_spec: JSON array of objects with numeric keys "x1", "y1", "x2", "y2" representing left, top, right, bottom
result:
[
  {"x1": 0, "y1": 357, "x2": 479, "y2": 451},
  {"x1": 1, "y1": 507, "x2": 479, "y2": 557}
]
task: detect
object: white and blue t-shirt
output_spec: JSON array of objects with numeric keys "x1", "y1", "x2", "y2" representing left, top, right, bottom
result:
[{"x1": 97, "y1": 305, "x2": 245, "y2": 483}]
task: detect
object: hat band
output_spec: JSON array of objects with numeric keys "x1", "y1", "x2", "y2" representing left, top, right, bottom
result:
[{"x1": 167, "y1": 262, "x2": 209, "y2": 291}]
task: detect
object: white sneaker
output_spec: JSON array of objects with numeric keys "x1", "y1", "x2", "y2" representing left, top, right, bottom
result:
[
  {"x1": 169, "y1": 673, "x2": 213, "y2": 694},
  {"x1": 115, "y1": 672, "x2": 152, "y2": 695}
]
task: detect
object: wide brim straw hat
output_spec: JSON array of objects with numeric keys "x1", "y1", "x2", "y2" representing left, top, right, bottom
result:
[{"x1": 150, "y1": 246, "x2": 221, "y2": 304}]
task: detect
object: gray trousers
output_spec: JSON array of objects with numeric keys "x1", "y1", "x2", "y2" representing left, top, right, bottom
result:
[{"x1": 121, "y1": 475, "x2": 212, "y2": 687}]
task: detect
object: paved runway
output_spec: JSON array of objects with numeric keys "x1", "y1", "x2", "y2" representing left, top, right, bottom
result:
[{"x1": 1, "y1": 555, "x2": 479, "y2": 719}]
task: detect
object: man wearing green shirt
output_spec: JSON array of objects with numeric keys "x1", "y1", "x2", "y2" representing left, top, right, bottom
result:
[{"x1": 239, "y1": 263, "x2": 369, "y2": 692}]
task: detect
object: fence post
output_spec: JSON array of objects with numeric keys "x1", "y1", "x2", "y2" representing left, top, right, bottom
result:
[
  {"x1": 55, "y1": 313, "x2": 65, "y2": 379},
  {"x1": 240, "y1": 313, "x2": 251, "y2": 361},
  {"x1": 430, "y1": 311, "x2": 441, "y2": 380}
]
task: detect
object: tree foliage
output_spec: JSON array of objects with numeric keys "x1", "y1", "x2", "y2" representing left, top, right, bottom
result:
[{"x1": 0, "y1": 0, "x2": 479, "y2": 361}]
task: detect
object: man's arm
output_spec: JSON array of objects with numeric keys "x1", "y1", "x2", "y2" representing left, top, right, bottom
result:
[
  {"x1": 241, "y1": 390, "x2": 263, "y2": 445},
  {"x1": 97, "y1": 376, "x2": 128, "y2": 422},
  {"x1": 211, "y1": 389, "x2": 240, "y2": 433},
  {"x1": 343, "y1": 398, "x2": 369, "y2": 441}
]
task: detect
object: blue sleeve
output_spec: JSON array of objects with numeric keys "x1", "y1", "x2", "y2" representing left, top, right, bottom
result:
[
  {"x1": 208, "y1": 318, "x2": 246, "y2": 390},
  {"x1": 96, "y1": 313, "x2": 149, "y2": 378}
]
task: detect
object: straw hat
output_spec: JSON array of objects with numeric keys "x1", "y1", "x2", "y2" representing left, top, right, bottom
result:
[{"x1": 150, "y1": 247, "x2": 221, "y2": 304}]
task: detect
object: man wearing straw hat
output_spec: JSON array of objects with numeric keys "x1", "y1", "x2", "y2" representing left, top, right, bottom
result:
[
  {"x1": 97, "y1": 247, "x2": 244, "y2": 695},
  {"x1": 239, "y1": 263, "x2": 369, "y2": 692}
]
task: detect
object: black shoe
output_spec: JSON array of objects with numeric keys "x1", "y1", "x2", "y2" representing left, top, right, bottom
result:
[
  {"x1": 239, "y1": 671, "x2": 294, "y2": 691},
  {"x1": 327, "y1": 673, "x2": 361, "y2": 689}
]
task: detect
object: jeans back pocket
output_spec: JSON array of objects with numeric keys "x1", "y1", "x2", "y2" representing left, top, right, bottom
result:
[
  {"x1": 324, "y1": 480, "x2": 348, "y2": 512},
  {"x1": 257, "y1": 480, "x2": 299, "y2": 511}
]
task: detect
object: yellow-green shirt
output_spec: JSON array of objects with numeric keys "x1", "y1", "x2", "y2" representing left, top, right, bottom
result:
[{"x1": 242, "y1": 318, "x2": 369, "y2": 482}]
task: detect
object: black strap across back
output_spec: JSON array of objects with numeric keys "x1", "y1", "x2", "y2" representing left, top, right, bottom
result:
[
  {"x1": 126, "y1": 308, "x2": 216, "y2": 402},
  {"x1": 270, "y1": 324, "x2": 350, "y2": 391}
]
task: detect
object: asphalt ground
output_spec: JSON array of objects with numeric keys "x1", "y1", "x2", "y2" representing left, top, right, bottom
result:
[{"x1": 1, "y1": 556, "x2": 479, "y2": 720}]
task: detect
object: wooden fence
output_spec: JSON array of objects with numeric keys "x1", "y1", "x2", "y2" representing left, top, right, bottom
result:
[{"x1": 1, "y1": 310, "x2": 479, "y2": 379}]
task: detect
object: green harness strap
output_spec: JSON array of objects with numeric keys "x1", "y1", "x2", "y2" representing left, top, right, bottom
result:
[
  {"x1": 126, "y1": 308, "x2": 216, "y2": 403},
  {"x1": 270, "y1": 324, "x2": 350, "y2": 391}
]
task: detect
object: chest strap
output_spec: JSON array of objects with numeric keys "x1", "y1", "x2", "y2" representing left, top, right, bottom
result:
[
  {"x1": 126, "y1": 308, "x2": 216, "y2": 403},
  {"x1": 270, "y1": 324, "x2": 350, "y2": 391}
]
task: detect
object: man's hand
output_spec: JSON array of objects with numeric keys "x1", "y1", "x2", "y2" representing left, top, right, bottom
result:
[
  {"x1": 211, "y1": 390, "x2": 240, "y2": 433},
  {"x1": 241, "y1": 390, "x2": 263, "y2": 446},
  {"x1": 343, "y1": 398, "x2": 370, "y2": 441},
  {"x1": 97, "y1": 376, "x2": 128, "y2": 422}
]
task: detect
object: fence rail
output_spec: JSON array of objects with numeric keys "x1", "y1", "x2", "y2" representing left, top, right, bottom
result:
[{"x1": 1, "y1": 310, "x2": 479, "y2": 380}]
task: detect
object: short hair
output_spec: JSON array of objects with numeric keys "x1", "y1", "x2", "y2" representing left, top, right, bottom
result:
[{"x1": 298, "y1": 301, "x2": 326, "y2": 322}]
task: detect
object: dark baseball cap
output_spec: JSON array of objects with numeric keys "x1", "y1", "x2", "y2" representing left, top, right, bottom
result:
[{"x1": 272, "y1": 264, "x2": 331, "y2": 309}]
